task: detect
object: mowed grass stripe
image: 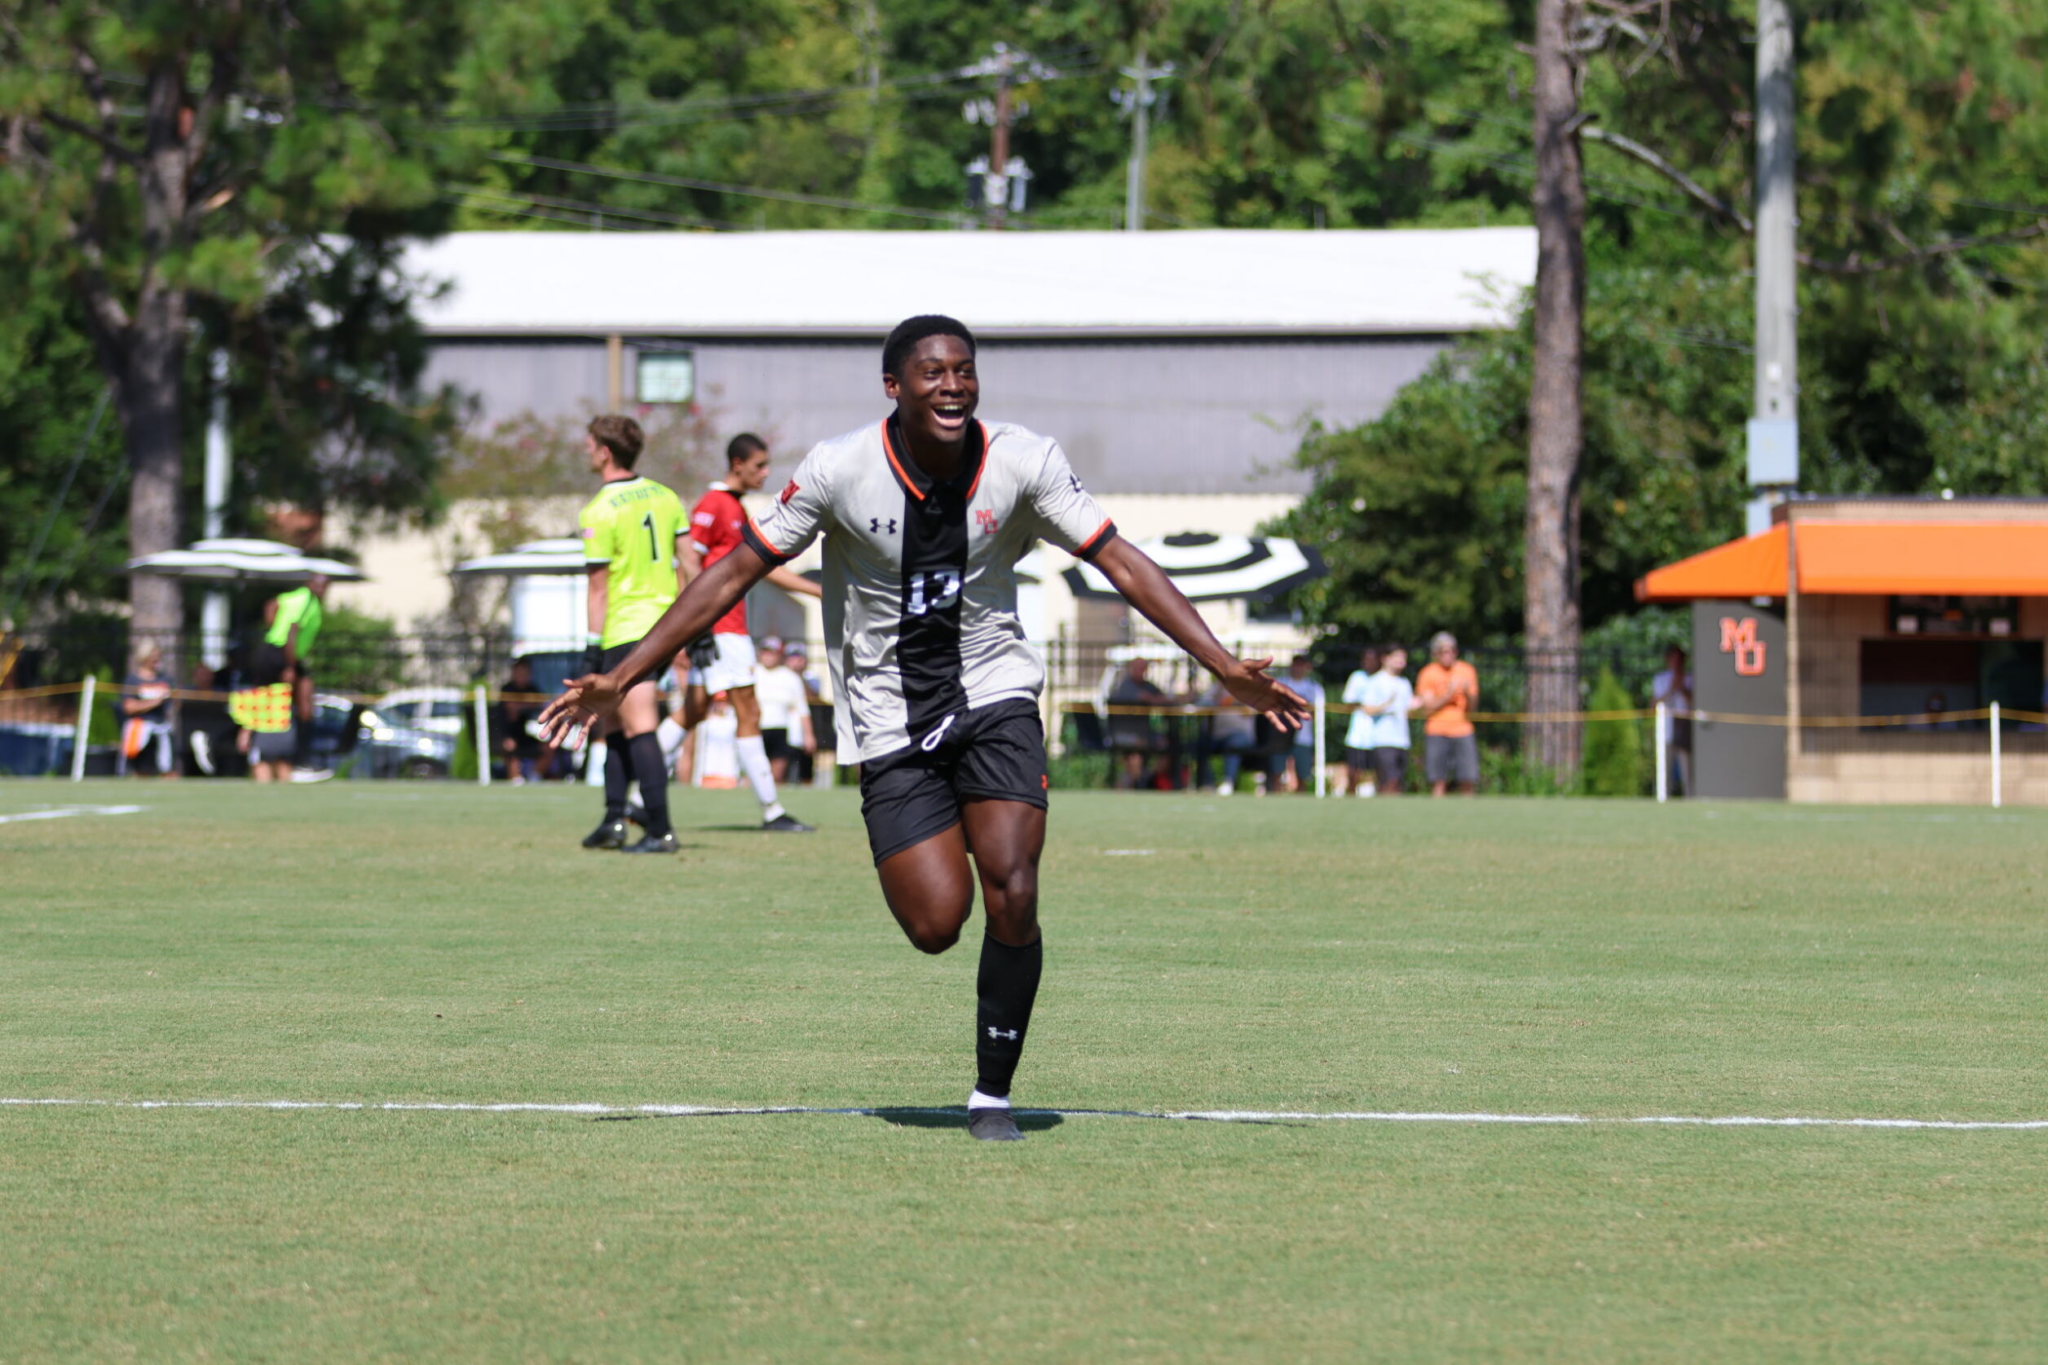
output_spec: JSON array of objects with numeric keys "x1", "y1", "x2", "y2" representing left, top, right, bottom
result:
[{"x1": 2, "y1": 781, "x2": 2045, "y2": 1362}]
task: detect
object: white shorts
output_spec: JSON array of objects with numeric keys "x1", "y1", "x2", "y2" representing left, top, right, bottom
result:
[{"x1": 689, "y1": 632, "x2": 758, "y2": 695}]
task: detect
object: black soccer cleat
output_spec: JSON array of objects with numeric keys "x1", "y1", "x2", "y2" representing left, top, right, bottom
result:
[
  {"x1": 581, "y1": 818, "x2": 628, "y2": 850},
  {"x1": 624, "y1": 802, "x2": 648, "y2": 829},
  {"x1": 621, "y1": 831, "x2": 678, "y2": 855},
  {"x1": 967, "y1": 1108, "x2": 1024, "y2": 1142},
  {"x1": 762, "y1": 813, "x2": 815, "y2": 833}
]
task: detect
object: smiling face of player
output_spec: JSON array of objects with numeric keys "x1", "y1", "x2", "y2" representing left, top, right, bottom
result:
[
  {"x1": 884, "y1": 334, "x2": 979, "y2": 467},
  {"x1": 728, "y1": 445, "x2": 771, "y2": 493}
]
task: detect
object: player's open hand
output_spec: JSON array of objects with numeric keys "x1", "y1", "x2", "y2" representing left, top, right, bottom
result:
[
  {"x1": 538, "y1": 673, "x2": 624, "y2": 748},
  {"x1": 1222, "y1": 657, "x2": 1312, "y2": 733}
]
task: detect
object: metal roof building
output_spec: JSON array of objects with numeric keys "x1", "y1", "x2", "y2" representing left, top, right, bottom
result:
[{"x1": 405, "y1": 228, "x2": 1536, "y2": 497}]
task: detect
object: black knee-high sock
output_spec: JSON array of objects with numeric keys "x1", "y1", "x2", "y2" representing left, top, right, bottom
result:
[
  {"x1": 603, "y1": 738, "x2": 631, "y2": 820},
  {"x1": 975, "y1": 934, "x2": 1043, "y2": 1098},
  {"x1": 628, "y1": 732, "x2": 671, "y2": 838}
]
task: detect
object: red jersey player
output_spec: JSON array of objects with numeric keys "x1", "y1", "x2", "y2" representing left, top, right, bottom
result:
[{"x1": 679, "y1": 433, "x2": 822, "y2": 832}]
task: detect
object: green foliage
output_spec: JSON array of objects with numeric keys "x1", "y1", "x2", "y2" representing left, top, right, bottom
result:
[
  {"x1": 0, "y1": 302, "x2": 128, "y2": 623},
  {"x1": 0, "y1": 0, "x2": 553, "y2": 623},
  {"x1": 313, "y1": 607, "x2": 404, "y2": 698},
  {"x1": 1581, "y1": 668, "x2": 1646, "y2": 798},
  {"x1": 85, "y1": 668, "x2": 121, "y2": 748},
  {"x1": 1271, "y1": 1, "x2": 2048, "y2": 644},
  {"x1": 1047, "y1": 745, "x2": 1113, "y2": 792},
  {"x1": 451, "y1": 717, "x2": 479, "y2": 782},
  {"x1": 1274, "y1": 267, "x2": 1750, "y2": 645},
  {"x1": 1478, "y1": 744, "x2": 1576, "y2": 798}
]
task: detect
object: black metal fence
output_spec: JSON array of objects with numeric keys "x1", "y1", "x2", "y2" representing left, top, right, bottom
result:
[{"x1": 3, "y1": 624, "x2": 1672, "y2": 786}]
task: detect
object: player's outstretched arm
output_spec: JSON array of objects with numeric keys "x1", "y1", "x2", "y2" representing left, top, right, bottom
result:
[
  {"x1": 539, "y1": 545, "x2": 773, "y2": 745},
  {"x1": 1089, "y1": 535, "x2": 1312, "y2": 733}
]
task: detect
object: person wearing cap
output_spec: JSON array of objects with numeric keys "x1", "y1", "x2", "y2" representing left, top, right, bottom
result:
[{"x1": 753, "y1": 636, "x2": 816, "y2": 783}]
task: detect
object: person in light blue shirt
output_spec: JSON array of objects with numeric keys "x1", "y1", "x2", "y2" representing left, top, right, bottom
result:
[
  {"x1": 1270, "y1": 655, "x2": 1326, "y2": 793},
  {"x1": 1339, "y1": 646, "x2": 1381, "y2": 794},
  {"x1": 1351, "y1": 645, "x2": 1417, "y2": 796}
]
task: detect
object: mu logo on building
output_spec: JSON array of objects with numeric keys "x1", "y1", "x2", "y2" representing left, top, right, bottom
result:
[{"x1": 1719, "y1": 617, "x2": 1768, "y2": 676}]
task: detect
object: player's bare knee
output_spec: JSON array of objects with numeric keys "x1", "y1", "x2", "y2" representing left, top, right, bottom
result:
[
  {"x1": 906, "y1": 913, "x2": 965, "y2": 955},
  {"x1": 985, "y1": 864, "x2": 1037, "y2": 915}
]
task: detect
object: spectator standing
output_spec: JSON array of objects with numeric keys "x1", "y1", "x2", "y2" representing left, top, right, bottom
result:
[
  {"x1": 1416, "y1": 632, "x2": 1480, "y2": 797},
  {"x1": 786, "y1": 642, "x2": 827, "y2": 783},
  {"x1": 1650, "y1": 646, "x2": 1693, "y2": 795},
  {"x1": 753, "y1": 637, "x2": 816, "y2": 784},
  {"x1": 498, "y1": 656, "x2": 549, "y2": 785},
  {"x1": 1193, "y1": 677, "x2": 1257, "y2": 795},
  {"x1": 1108, "y1": 657, "x2": 1174, "y2": 790},
  {"x1": 1272, "y1": 655, "x2": 1325, "y2": 793},
  {"x1": 694, "y1": 693, "x2": 741, "y2": 788},
  {"x1": 1358, "y1": 645, "x2": 1416, "y2": 796},
  {"x1": 1338, "y1": 646, "x2": 1383, "y2": 796},
  {"x1": 118, "y1": 643, "x2": 178, "y2": 778}
]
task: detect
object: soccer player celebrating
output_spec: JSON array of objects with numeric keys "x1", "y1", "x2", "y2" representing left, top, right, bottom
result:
[
  {"x1": 679, "y1": 433, "x2": 823, "y2": 833},
  {"x1": 543, "y1": 317, "x2": 1309, "y2": 1139},
  {"x1": 577, "y1": 415, "x2": 689, "y2": 854}
]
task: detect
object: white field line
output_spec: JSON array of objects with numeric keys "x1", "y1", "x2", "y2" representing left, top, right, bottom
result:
[
  {"x1": 2, "y1": 1096, "x2": 2045, "y2": 1130},
  {"x1": 0, "y1": 804, "x2": 143, "y2": 826}
]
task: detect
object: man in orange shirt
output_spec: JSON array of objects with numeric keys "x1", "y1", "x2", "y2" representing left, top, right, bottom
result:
[{"x1": 1415, "y1": 631, "x2": 1480, "y2": 797}]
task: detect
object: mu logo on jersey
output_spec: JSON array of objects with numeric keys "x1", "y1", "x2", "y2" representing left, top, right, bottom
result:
[
  {"x1": 975, "y1": 509, "x2": 999, "y2": 535},
  {"x1": 1719, "y1": 616, "x2": 1768, "y2": 676}
]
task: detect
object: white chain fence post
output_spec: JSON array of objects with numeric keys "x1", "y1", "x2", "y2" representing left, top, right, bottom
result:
[
  {"x1": 70, "y1": 676, "x2": 95, "y2": 781},
  {"x1": 474, "y1": 683, "x2": 491, "y2": 787},
  {"x1": 1990, "y1": 701, "x2": 2001, "y2": 809},
  {"x1": 1313, "y1": 687, "x2": 1327, "y2": 799},
  {"x1": 1654, "y1": 700, "x2": 1668, "y2": 804}
]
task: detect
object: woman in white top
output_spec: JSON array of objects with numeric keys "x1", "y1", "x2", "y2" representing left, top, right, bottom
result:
[{"x1": 1338, "y1": 647, "x2": 1382, "y2": 794}]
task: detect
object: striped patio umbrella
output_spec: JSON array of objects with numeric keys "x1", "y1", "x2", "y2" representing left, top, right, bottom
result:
[{"x1": 1060, "y1": 532, "x2": 1325, "y2": 603}]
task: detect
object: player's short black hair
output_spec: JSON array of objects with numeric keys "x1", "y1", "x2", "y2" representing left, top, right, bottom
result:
[
  {"x1": 882, "y1": 315, "x2": 976, "y2": 376},
  {"x1": 726, "y1": 432, "x2": 767, "y2": 466}
]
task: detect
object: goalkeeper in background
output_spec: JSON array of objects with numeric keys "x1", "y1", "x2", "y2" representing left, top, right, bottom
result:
[{"x1": 577, "y1": 415, "x2": 688, "y2": 854}]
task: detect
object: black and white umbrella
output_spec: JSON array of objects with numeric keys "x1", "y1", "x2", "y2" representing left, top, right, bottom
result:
[
  {"x1": 126, "y1": 537, "x2": 365, "y2": 583},
  {"x1": 1061, "y1": 532, "x2": 1325, "y2": 602},
  {"x1": 451, "y1": 538, "x2": 587, "y2": 578}
]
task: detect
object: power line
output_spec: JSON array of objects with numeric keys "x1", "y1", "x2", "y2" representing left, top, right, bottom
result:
[
  {"x1": 490, "y1": 152, "x2": 979, "y2": 227},
  {"x1": 448, "y1": 184, "x2": 735, "y2": 231},
  {"x1": 451, "y1": 196, "x2": 665, "y2": 232}
]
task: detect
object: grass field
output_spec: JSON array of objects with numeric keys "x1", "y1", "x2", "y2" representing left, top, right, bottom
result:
[{"x1": 3, "y1": 780, "x2": 2045, "y2": 1363}]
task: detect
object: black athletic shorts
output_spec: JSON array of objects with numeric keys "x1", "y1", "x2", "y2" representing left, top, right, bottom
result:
[
  {"x1": 761, "y1": 729, "x2": 792, "y2": 763},
  {"x1": 858, "y1": 698, "x2": 1048, "y2": 865},
  {"x1": 250, "y1": 642, "x2": 290, "y2": 686},
  {"x1": 600, "y1": 638, "x2": 677, "y2": 684}
]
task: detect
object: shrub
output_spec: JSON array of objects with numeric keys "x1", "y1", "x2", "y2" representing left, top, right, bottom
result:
[{"x1": 1581, "y1": 667, "x2": 1646, "y2": 797}]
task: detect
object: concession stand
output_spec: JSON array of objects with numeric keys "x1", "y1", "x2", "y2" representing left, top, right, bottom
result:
[{"x1": 1636, "y1": 497, "x2": 2048, "y2": 804}]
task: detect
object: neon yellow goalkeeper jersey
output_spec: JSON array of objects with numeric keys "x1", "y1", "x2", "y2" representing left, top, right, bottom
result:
[{"x1": 578, "y1": 475, "x2": 687, "y2": 647}]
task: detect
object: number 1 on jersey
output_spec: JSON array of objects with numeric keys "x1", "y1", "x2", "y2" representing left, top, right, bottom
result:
[{"x1": 641, "y1": 511, "x2": 659, "y2": 562}]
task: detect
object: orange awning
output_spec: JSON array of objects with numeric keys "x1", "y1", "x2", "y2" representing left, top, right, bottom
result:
[
  {"x1": 1637, "y1": 520, "x2": 2048, "y2": 601},
  {"x1": 1636, "y1": 525, "x2": 1788, "y2": 601},
  {"x1": 1797, "y1": 522, "x2": 2048, "y2": 594}
]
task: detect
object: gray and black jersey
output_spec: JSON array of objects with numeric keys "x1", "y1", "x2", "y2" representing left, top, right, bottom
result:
[{"x1": 742, "y1": 417, "x2": 1115, "y2": 762}]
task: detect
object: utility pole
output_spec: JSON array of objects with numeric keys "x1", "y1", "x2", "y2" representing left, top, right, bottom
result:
[
  {"x1": 200, "y1": 349, "x2": 231, "y2": 667},
  {"x1": 963, "y1": 44, "x2": 1045, "y2": 229},
  {"x1": 1747, "y1": 0, "x2": 1798, "y2": 536},
  {"x1": 1117, "y1": 44, "x2": 1173, "y2": 232},
  {"x1": 989, "y1": 49, "x2": 1014, "y2": 231}
]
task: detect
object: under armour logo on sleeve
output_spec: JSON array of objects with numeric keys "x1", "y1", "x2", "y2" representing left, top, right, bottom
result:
[{"x1": 869, "y1": 517, "x2": 898, "y2": 534}]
